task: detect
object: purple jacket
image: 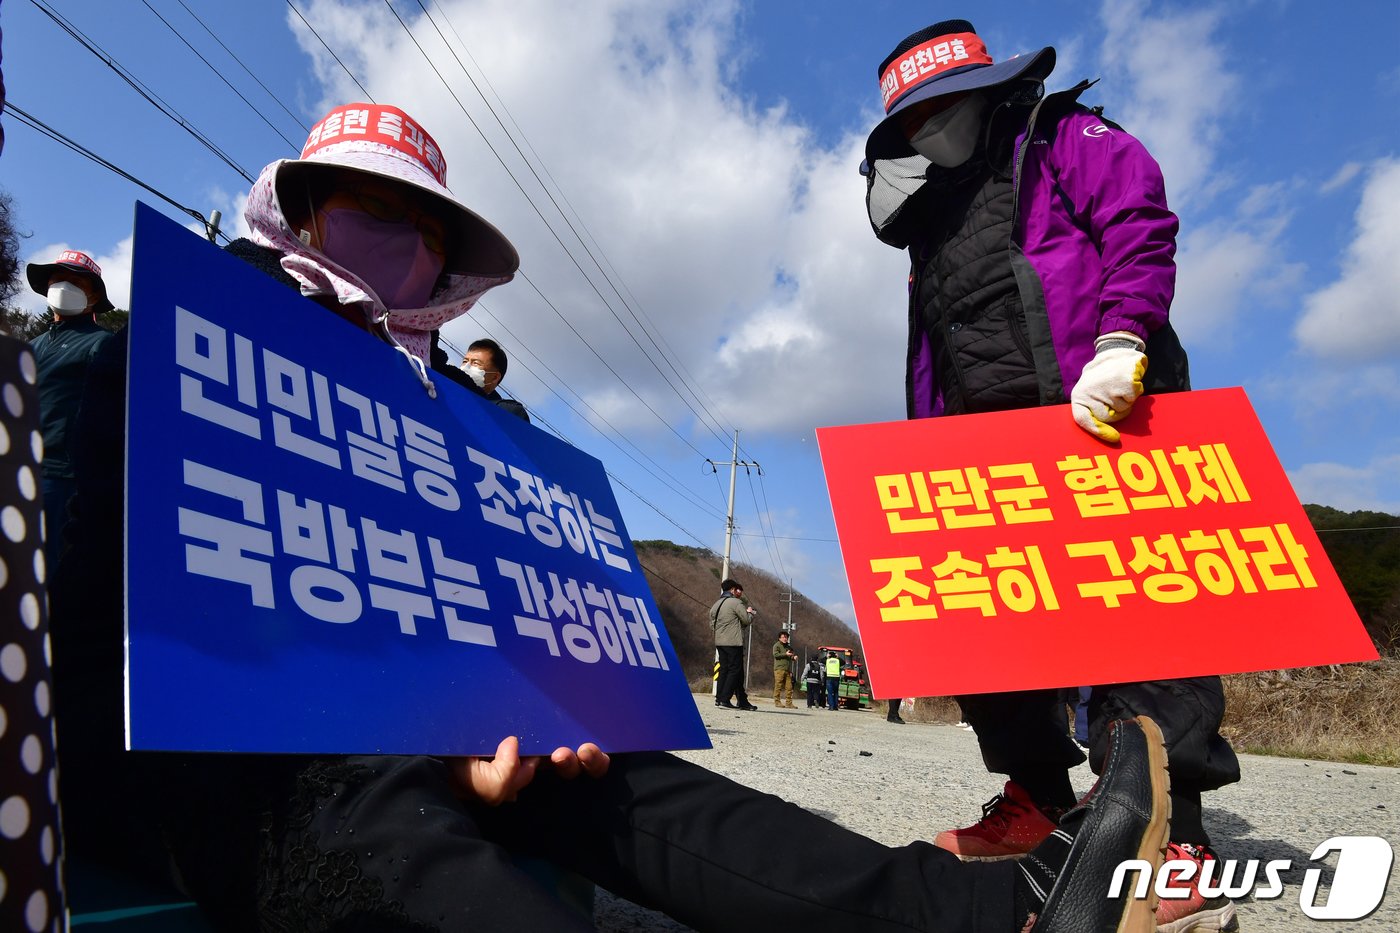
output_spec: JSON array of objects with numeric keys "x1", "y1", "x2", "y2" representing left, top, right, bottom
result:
[{"x1": 909, "y1": 95, "x2": 1180, "y2": 419}]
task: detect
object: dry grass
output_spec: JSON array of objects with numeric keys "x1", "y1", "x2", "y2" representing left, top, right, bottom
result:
[
  {"x1": 850, "y1": 664, "x2": 1400, "y2": 768},
  {"x1": 1219, "y1": 660, "x2": 1400, "y2": 766}
]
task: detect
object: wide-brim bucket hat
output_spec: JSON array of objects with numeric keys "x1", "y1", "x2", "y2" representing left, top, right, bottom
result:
[
  {"x1": 274, "y1": 102, "x2": 520, "y2": 278},
  {"x1": 26, "y1": 249, "x2": 115, "y2": 314},
  {"x1": 865, "y1": 19, "x2": 1054, "y2": 163}
]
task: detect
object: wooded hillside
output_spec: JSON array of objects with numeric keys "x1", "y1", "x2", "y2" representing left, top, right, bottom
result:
[{"x1": 1305, "y1": 505, "x2": 1400, "y2": 653}]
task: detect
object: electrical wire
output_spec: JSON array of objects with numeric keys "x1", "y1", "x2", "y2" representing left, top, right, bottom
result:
[
  {"x1": 413, "y1": 0, "x2": 734, "y2": 448},
  {"x1": 378, "y1": 0, "x2": 716, "y2": 458},
  {"x1": 5, "y1": 102, "x2": 228, "y2": 243},
  {"x1": 423, "y1": 0, "x2": 738, "y2": 437},
  {"x1": 283, "y1": 0, "x2": 375, "y2": 102},
  {"x1": 138, "y1": 0, "x2": 304, "y2": 152},
  {"x1": 746, "y1": 467, "x2": 788, "y2": 583},
  {"x1": 171, "y1": 0, "x2": 311, "y2": 134},
  {"x1": 449, "y1": 306, "x2": 724, "y2": 520},
  {"x1": 28, "y1": 0, "x2": 256, "y2": 183}
]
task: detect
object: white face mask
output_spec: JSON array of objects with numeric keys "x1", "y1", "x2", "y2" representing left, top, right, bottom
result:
[
  {"x1": 908, "y1": 93, "x2": 988, "y2": 168},
  {"x1": 47, "y1": 281, "x2": 91, "y2": 316},
  {"x1": 461, "y1": 363, "x2": 487, "y2": 388}
]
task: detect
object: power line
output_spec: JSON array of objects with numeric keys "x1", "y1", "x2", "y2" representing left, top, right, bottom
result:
[
  {"x1": 138, "y1": 0, "x2": 304, "y2": 153},
  {"x1": 413, "y1": 0, "x2": 734, "y2": 448},
  {"x1": 436, "y1": 336, "x2": 715, "y2": 558},
  {"x1": 461, "y1": 303, "x2": 724, "y2": 520},
  {"x1": 423, "y1": 0, "x2": 739, "y2": 437},
  {"x1": 746, "y1": 468, "x2": 787, "y2": 583},
  {"x1": 377, "y1": 0, "x2": 716, "y2": 459},
  {"x1": 283, "y1": 0, "x2": 375, "y2": 103},
  {"x1": 171, "y1": 0, "x2": 311, "y2": 135},
  {"x1": 5, "y1": 102, "x2": 228, "y2": 243},
  {"x1": 29, "y1": 0, "x2": 256, "y2": 183}
]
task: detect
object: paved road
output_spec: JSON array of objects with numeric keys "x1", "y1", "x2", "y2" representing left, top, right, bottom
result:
[{"x1": 593, "y1": 695, "x2": 1400, "y2": 931}]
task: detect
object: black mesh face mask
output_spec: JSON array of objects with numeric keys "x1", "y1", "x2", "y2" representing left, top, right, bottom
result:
[
  {"x1": 862, "y1": 79, "x2": 1045, "y2": 249},
  {"x1": 863, "y1": 152, "x2": 932, "y2": 247}
]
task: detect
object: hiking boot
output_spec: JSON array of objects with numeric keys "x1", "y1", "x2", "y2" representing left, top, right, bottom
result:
[
  {"x1": 934, "y1": 781, "x2": 1061, "y2": 860},
  {"x1": 1015, "y1": 715, "x2": 1171, "y2": 933},
  {"x1": 1153, "y1": 843, "x2": 1240, "y2": 933}
]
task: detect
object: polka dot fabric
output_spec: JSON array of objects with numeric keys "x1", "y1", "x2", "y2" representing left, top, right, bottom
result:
[{"x1": 0, "y1": 335, "x2": 64, "y2": 932}]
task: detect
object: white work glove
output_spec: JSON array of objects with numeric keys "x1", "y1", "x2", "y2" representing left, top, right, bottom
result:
[{"x1": 1071, "y1": 331, "x2": 1147, "y2": 443}]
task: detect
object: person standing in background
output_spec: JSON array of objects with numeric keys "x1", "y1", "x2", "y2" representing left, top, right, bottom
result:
[
  {"x1": 710, "y1": 578, "x2": 757, "y2": 711},
  {"x1": 772, "y1": 630, "x2": 797, "y2": 708},
  {"x1": 825, "y1": 651, "x2": 842, "y2": 711},
  {"x1": 26, "y1": 249, "x2": 114, "y2": 566}
]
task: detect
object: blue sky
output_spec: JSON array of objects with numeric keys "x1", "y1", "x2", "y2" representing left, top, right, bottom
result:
[{"x1": 4, "y1": 0, "x2": 1399, "y2": 624}]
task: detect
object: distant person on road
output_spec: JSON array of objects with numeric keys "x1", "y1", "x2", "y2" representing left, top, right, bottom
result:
[
  {"x1": 711, "y1": 578, "x2": 757, "y2": 710},
  {"x1": 887, "y1": 698, "x2": 907, "y2": 725},
  {"x1": 861, "y1": 19, "x2": 1240, "y2": 930},
  {"x1": 803, "y1": 657, "x2": 823, "y2": 708},
  {"x1": 461, "y1": 336, "x2": 529, "y2": 422},
  {"x1": 772, "y1": 630, "x2": 798, "y2": 707},
  {"x1": 825, "y1": 651, "x2": 842, "y2": 710},
  {"x1": 26, "y1": 249, "x2": 115, "y2": 566}
]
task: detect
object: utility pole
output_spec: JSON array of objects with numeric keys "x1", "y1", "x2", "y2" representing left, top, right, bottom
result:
[
  {"x1": 705, "y1": 430, "x2": 760, "y2": 696},
  {"x1": 707, "y1": 430, "x2": 759, "y2": 583},
  {"x1": 779, "y1": 589, "x2": 799, "y2": 635}
]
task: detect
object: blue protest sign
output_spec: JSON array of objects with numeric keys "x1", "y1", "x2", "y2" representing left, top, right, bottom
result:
[{"x1": 124, "y1": 203, "x2": 709, "y2": 756}]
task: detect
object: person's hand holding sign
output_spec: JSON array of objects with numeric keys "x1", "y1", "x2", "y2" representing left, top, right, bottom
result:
[
  {"x1": 1071, "y1": 331, "x2": 1147, "y2": 442},
  {"x1": 447, "y1": 736, "x2": 611, "y2": 805}
]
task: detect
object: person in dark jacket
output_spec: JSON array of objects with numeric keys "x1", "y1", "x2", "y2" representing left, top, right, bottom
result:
[
  {"x1": 711, "y1": 578, "x2": 757, "y2": 710},
  {"x1": 51, "y1": 100, "x2": 1175, "y2": 933},
  {"x1": 803, "y1": 656, "x2": 823, "y2": 708},
  {"x1": 461, "y1": 337, "x2": 530, "y2": 422},
  {"x1": 26, "y1": 249, "x2": 115, "y2": 566},
  {"x1": 862, "y1": 21, "x2": 1239, "y2": 932}
]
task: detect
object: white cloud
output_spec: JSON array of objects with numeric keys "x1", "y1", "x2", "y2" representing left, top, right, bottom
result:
[
  {"x1": 1294, "y1": 159, "x2": 1400, "y2": 359},
  {"x1": 294, "y1": 0, "x2": 909, "y2": 443},
  {"x1": 1096, "y1": 0, "x2": 1240, "y2": 210},
  {"x1": 1287, "y1": 455, "x2": 1400, "y2": 515},
  {"x1": 1172, "y1": 185, "x2": 1301, "y2": 345},
  {"x1": 1320, "y1": 161, "x2": 1364, "y2": 194}
]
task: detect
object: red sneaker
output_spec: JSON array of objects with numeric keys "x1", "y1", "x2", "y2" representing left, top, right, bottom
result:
[
  {"x1": 1154, "y1": 842, "x2": 1241, "y2": 932},
  {"x1": 933, "y1": 781, "x2": 1059, "y2": 860}
]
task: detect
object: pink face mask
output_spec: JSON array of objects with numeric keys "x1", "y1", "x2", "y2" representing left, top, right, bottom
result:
[{"x1": 319, "y1": 209, "x2": 446, "y2": 309}]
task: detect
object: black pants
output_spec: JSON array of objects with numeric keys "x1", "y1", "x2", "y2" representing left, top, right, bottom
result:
[
  {"x1": 958, "y1": 677, "x2": 1240, "y2": 844},
  {"x1": 190, "y1": 752, "x2": 1017, "y2": 932},
  {"x1": 715, "y1": 644, "x2": 748, "y2": 705}
]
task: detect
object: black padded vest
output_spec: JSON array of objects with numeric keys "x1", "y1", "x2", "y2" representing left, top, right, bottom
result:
[{"x1": 911, "y1": 170, "x2": 1038, "y2": 415}]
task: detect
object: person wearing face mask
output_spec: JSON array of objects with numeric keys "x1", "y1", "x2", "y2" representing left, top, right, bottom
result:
[
  {"x1": 25, "y1": 249, "x2": 115, "y2": 566},
  {"x1": 862, "y1": 21, "x2": 1240, "y2": 933},
  {"x1": 462, "y1": 337, "x2": 530, "y2": 422}
]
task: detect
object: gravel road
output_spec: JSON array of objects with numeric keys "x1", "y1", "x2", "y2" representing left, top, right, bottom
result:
[{"x1": 592, "y1": 694, "x2": 1400, "y2": 932}]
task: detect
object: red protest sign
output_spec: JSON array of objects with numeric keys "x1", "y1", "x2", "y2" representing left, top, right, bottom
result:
[{"x1": 816, "y1": 388, "x2": 1378, "y2": 699}]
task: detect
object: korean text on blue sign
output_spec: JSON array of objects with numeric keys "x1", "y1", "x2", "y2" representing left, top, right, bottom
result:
[{"x1": 124, "y1": 203, "x2": 708, "y2": 756}]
